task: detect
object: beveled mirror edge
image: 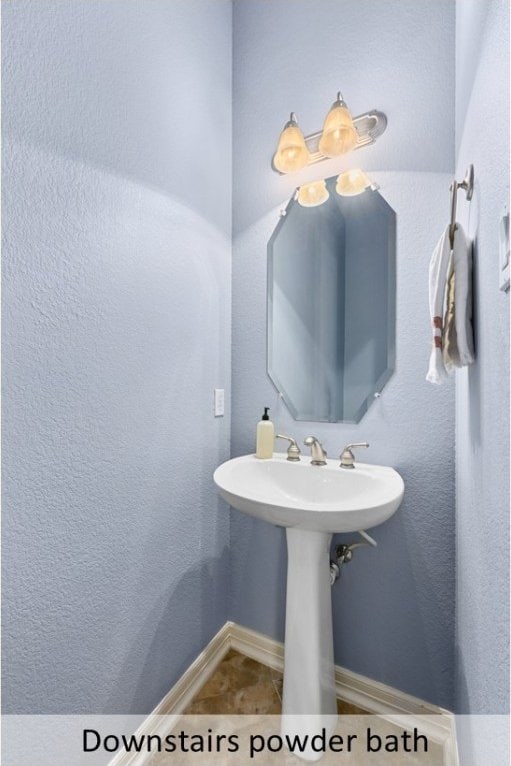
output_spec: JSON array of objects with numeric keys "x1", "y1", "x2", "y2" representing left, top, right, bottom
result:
[{"x1": 266, "y1": 176, "x2": 397, "y2": 423}]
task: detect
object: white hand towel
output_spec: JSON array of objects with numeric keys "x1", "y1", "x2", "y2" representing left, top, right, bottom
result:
[
  {"x1": 426, "y1": 226, "x2": 451, "y2": 384},
  {"x1": 452, "y1": 223, "x2": 475, "y2": 366}
]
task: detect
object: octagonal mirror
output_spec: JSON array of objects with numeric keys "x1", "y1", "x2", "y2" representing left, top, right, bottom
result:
[{"x1": 267, "y1": 175, "x2": 396, "y2": 423}]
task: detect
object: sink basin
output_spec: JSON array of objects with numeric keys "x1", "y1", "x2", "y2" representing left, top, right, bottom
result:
[
  {"x1": 213, "y1": 453, "x2": 404, "y2": 533},
  {"x1": 214, "y1": 451, "x2": 404, "y2": 759}
]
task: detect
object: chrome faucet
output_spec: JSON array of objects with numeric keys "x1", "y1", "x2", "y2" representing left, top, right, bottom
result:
[
  {"x1": 276, "y1": 434, "x2": 301, "y2": 461},
  {"x1": 304, "y1": 436, "x2": 327, "y2": 466},
  {"x1": 339, "y1": 442, "x2": 369, "y2": 468}
]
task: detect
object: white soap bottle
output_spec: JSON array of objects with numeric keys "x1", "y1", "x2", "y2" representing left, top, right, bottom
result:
[{"x1": 255, "y1": 407, "x2": 274, "y2": 459}]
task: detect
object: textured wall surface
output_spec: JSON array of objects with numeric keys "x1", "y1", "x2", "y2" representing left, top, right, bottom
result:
[
  {"x1": 232, "y1": 0, "x2": 455, "y2": 237},
  {"x1": 2, "y1": 0, "x2": 232, "y2": 714},
  {"x1": 4, "y1": 0, "x2": 507, "y2": 724},
  {"x1": 454, "y1": 0, "x2": 510, "y2": 715},
  {"x1": 232, "y1": 0, "x2": 457, "y2": 710}
]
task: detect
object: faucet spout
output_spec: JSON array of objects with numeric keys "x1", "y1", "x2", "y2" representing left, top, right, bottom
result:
[{"x1": 303, "y1": 436, "x2": 327, "y2": 466}]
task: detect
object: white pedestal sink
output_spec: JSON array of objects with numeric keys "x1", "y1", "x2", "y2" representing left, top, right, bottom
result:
[{"x1": 213, "y1": 453, "x2": 404, "y2": 755}]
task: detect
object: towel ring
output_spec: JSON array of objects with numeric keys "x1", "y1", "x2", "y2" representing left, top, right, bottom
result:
[{"x1": 449, "y1": 165, "x2": 474, "y2": 248}]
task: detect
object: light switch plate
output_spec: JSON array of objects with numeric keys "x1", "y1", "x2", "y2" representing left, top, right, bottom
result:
[{"x1": 499, "y1": 205, "x2": 510, "y2": 292}]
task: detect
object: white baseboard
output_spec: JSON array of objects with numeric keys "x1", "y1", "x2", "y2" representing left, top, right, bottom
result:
[
  {"x1": 154, "y1": 621, "x2": 232, "y2": 715},
  {"x1": 108, "y1": 623, "x2": 232, "y2": 766},
  {"x1": 110, "y1": 621, "x2": 458, "y2": 766}
]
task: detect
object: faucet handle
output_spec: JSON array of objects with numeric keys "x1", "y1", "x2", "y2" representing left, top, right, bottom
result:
[
  {"x1": 276, "y1": 434, "x2": 301, "y2": 461},
  {"x1": 339, "y1": 442, "x2": 369, "y2": 469}
]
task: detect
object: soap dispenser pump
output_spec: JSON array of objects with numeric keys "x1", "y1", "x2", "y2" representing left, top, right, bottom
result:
[{"x1": 256, "y1": 407, "x2": 274, "y2": 459}]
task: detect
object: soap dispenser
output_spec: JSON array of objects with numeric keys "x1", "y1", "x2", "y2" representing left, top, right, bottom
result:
[{"x1": 256, "y1": 407, "x2": 274, "y2": 459}]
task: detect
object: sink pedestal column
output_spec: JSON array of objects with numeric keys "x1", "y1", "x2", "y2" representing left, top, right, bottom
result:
[{"x1": 282, "y1": 528, "x2": 338, "y2": 748}]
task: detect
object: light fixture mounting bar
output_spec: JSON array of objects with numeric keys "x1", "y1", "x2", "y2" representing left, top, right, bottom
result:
[{"x1": 272, "y1": 109, "x2": 387, "y2": 174}]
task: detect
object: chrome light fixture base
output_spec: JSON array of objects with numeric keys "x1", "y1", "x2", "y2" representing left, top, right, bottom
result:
[{"x1": 271, "y1": 109, "x2": 387, "y2": 174}]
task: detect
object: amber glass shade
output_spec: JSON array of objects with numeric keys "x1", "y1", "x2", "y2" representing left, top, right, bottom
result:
[
  {"x1": 273, "y1": 113, "x2": 309, "y2": 173},
  {"x1": 318, "y1": 93, "x2": 358, "y2": 158},
  {"x1": 335, "y1": 169, "x2": 373, "y2": 196},
  {"x1": 297, "y1": 180, "x2": 329, "y2": 207}
]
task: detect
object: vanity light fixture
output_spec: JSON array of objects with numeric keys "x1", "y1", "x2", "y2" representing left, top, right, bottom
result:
[
  {"x1": 318, "y1": 92, "x2": 358, "y2": 158},
  {"x1": 272, "y1": 113, "x2": 309, "y2": 174},
  {"x1": 335, "y1": 169, "x2": 378, "y2": 197},
  {"x1": 297, "y1": 179, "x2": 330, "y2": 207},
  {"x1": 271, "y1": 94, "x2": 387, "y2": 174}
]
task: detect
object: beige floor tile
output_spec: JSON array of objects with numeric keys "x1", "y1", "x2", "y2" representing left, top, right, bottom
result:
[
  {"x1": 184, "y1": 650, "x2": 369, "y2": 716},
  {"x1": 173, "y1": 651, "x2": 446, "y2": 762}
]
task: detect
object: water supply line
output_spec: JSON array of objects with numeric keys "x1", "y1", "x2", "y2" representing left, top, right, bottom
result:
[{"x1": 330, "y1": 530, "x2": 377, "y2": 585}]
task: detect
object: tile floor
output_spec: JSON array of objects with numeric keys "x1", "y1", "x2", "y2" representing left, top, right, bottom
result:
[
  {"x1": 144, "y1": 650, "x2": 445, "y2": 764},
  {"x1": 183, "y1": 649, "x2": 367, "y2": 715}
]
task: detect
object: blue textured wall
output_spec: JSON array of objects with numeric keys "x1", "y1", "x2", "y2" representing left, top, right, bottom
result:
[
  {"x1": 4, "y1": 0, "x2": 507, "y2": 722},
  {"x1": 454, "y1": 0, "x2": 510, "y2": 715},
  {"x1": 231, "y1": 0, "x2": 457, "y2": 710},
  {"x1": 2, "y1": 0, "x2": 232, "y2": 714}
]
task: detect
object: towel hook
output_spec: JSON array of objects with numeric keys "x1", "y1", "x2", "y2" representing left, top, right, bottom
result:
[{"x1": 449, "y1": 164, "x2": 474, "y2": 248}]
